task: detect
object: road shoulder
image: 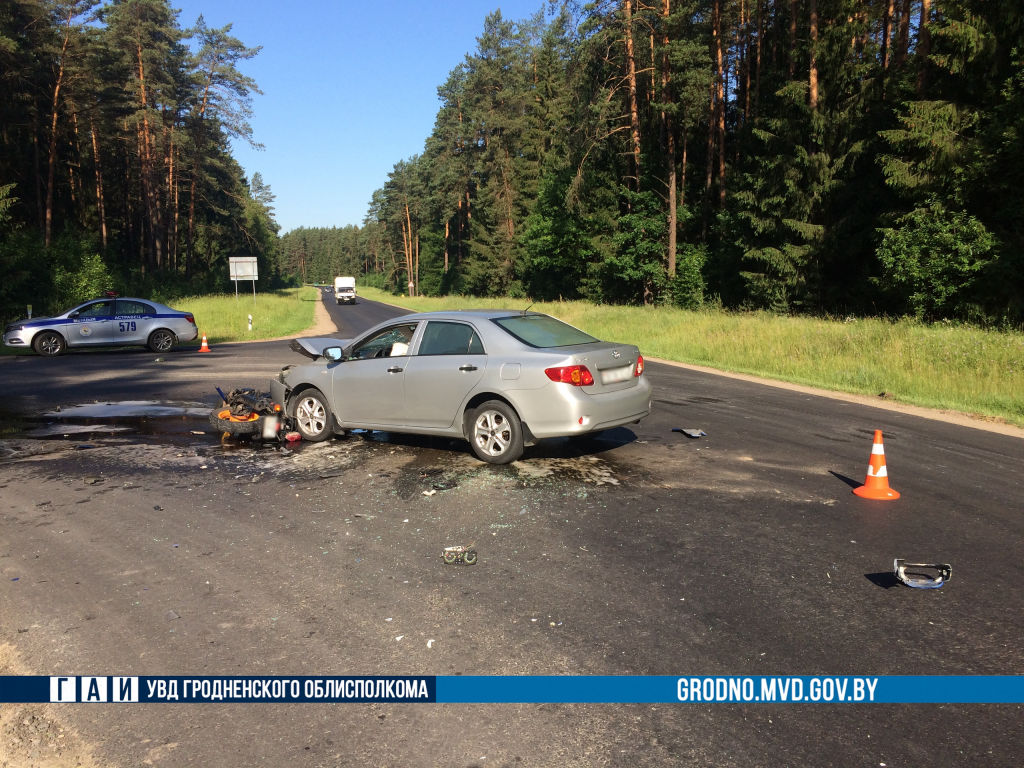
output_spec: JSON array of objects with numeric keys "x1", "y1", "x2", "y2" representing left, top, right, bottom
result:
[{"x1": 649, "y1": 356, "x2": 1024, "y2": 439}]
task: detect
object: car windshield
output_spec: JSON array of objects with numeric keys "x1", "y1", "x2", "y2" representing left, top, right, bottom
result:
[{"x1": 492, "y1": 314, "x2": 598, "y2": 348}]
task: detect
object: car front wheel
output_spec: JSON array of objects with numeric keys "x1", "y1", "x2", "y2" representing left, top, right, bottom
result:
[
  {"x1": 148, "y1": 328, "x2": 176, "y2": 353},
  {"x1": 292, "y1": 388, "x2": 334, "y2": 442},
  {"x1": 33, "y1": 331, "x2": 66, "y2": 357},
  {"x1": 468, "y1": 400, "x2": 524, "y2": 464}
]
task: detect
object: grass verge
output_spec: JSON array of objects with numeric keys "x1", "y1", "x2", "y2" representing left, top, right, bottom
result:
[
  {"x1": 175, "y1": 286, "x2": 319, "y2": 344},
  {"x1": 358, "y1": 286, "x2": 1024, "y2": 428}
]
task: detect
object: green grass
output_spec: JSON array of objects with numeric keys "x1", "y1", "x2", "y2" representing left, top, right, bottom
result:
[
  {"x1": 360, "y1": 287, "x2": 1024, "y2": 428},
  {"x1": 175, "y1": 286, "x2": 319, "y2": 344}
]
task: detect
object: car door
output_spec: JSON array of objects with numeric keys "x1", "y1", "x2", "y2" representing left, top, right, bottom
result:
[
  {"x1": 401, "y1": 320, "x2": 487, "y2": 429},
  {"x1": 112, "y1": 299, "x2": 154, "y2": 345},
  {"x1": 65, "y1": 300, "x2": 115, "y2": 347},
  {"x1": 331, "y1": 322, "x2": 418, "y2": 427}
]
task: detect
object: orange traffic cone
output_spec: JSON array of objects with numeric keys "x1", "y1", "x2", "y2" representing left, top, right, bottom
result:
[
  {"x1": 853, "y1": 429, "x2": 900, "y2": 500},
  {"x1": 198, "y1": 334, "x2": 211, "y2": 352}
]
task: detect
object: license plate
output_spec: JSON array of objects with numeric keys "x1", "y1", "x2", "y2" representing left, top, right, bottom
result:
[{"x1": 600, "y1": 364, "x2": 633, "y2": 384}]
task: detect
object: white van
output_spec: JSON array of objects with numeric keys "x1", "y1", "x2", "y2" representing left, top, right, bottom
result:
[{"x1": 334, "y1": 276, "x2": 357, "y2": 305}]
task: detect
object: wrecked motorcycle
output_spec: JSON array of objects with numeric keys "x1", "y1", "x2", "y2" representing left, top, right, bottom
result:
[{"x1": 209, "y1": 387, "x2": 285, "y2": 440}]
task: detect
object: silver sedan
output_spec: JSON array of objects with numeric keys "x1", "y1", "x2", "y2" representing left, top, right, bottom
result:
[
  {"x1": 3, "y1": 297, "x2": 199, "y2": 356},
  {"x1": 270, "y1": 310, "x2": 652, "y2": 464}
]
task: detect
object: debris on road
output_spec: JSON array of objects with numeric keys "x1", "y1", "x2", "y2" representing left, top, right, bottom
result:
[
  {"x1": 894, "y1": 559, "x2": 951, "y2": 589},
  {"x1": 672, "y1": 428, "x2": 707, "y2": 438},
  {"x1": 441, "y1": 545, "x2": 478, "y2": 565}
]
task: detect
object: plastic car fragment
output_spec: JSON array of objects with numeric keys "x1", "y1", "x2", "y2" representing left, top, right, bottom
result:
[{"x1": 893, "y1": 559, "x2": 951, "y2": 589}]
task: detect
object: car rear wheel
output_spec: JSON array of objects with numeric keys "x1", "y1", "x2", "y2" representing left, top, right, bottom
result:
[
  {"x1": 33, "y1": 331, "x2": 66, "y2": 357},
  {"x1": 293, "y1": 388, "x2": 334, "y2": 442},
  {"x1": 148, "y1": 329, "x2": 176, "y2": 353},
  {"x1": 468, "y1": 400, "x2": 523, "y2": 464}
]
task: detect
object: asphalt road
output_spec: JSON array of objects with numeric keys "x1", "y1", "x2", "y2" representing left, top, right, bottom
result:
[{"x1": 0, "y1": 294, "x2": 1022, "y2": 767}]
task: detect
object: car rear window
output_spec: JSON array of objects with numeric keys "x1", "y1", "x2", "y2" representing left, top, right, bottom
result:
[
  {"x1": 116, "y1": 300, "x2": 154, "y2": 316},
  {"x1": 492, "y1": 314, "x2": 598, "y2": 348}
]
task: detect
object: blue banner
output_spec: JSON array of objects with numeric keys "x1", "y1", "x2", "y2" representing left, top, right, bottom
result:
[{"x1": 1, "y1": 675, "x2": 1022, "y2": 704}]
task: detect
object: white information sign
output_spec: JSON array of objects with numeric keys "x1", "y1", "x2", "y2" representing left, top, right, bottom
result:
[{"x1": 229, "y1": 257, "x2": 258, "y2": 281}]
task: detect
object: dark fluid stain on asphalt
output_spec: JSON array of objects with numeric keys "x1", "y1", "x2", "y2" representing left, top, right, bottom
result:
[
  {"x1": 14, "y1": 401, "x2": 229, "y2": 445},
  {"x1": 3, "y1": 401, "x2": 644, "y2": 490}
]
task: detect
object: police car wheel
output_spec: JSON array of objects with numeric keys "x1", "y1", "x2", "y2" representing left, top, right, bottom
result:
[
  {"x1": 34, "y1": 331, "x2": 66, "y2": 357},
  {"x1": 148, "y1": 329, "x2": 176, "y2": 353}
]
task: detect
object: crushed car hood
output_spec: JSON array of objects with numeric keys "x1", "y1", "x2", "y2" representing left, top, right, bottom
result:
[{"x1": 289, "y1": 336, "x2": 352, "y2": 360}]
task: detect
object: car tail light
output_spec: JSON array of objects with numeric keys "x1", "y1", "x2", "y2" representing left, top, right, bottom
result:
[
  {"x1": 634, "y1": 355, "x2": 645, "y2": 377},
  {"x1": 545, "y1": 365, "x2": 594, "y2": 387},
  {"x1": 185, "y1": 314, "x2": 196, "y2": 325}
]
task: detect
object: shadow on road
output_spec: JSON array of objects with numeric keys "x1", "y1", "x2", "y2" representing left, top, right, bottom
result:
[{"x1": 864, "y1": 571, "x2": 901, "y2": 589}]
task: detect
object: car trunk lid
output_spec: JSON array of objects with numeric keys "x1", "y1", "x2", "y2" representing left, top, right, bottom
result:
[{"x1": 557, "y1": 342, "x2": 643, "y2": 393}]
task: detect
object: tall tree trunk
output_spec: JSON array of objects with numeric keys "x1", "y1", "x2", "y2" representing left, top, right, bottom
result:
[
  {"x1": 896, "y1": 0, "x2": 911, "y2": 67},
  {"x1": 135, "y1": 43, "x2": 162, "y2": 272},
  {"x1": 662, "y1": 0, "x2": 676, "y2": 277},
  {"x1": 69, "y1": 106, "x2": 81, "y2": 208},
  {"x1": 741, "y1": 0, "x2": 750, "y2": 123},
  {"x1": 788, "y1": 0, "x2": 798, "y2": 78},
  {"x1": 624, "y1": 0, "x2": 642, "y2": 191},
  {"x1": 403, "y1": 202, "x2": 414, "y2": 296},
  {"x1": 187, "y1": 76, "x2": 213, "y2": 277},
  {"x1": 443, "y1": 219, "x2": 450, "y2": 273},
  {"x1": 754, "y1": 0, "x2": 762, "y2": 115},
  {"x1": 167, "y1": 127, "x2": 177, "y2": 272},
  {"x1": 916, "y1": 0, "x2": 931, "y2": 94},
  {"x1": 649, "y1": 32, "x2": 657, "y2": 103},
  {"x1": 703, "y1": 72, "x2": 715, "y2": 237},
  {"x1": 681, "y1": 130, "x2": 688, "y2": 209},
  {"x1": 882, "y1": 0, "x2": 894, "y2": 70},
  {"x1": 809, "y1": 0, "x2": 819, "y2": 110},
  {"x1": 45, "y1": 8, "x2": 75, "y2": 249},
  {"x1": 715, "y1": 0, "x2": 726, "y2": 207},
  {"x1": 89, "y1": 117, "x2": 107, "y2": 248}
]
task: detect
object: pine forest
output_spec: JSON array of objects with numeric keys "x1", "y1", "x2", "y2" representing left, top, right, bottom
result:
[{"x1": 4, "y1": 1, "x2": 1024, "y2": 326}]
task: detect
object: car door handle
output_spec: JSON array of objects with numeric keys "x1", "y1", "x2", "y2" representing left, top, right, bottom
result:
[
  {"x1": 387, "y1": 366, "x2": 404, "y2": 373},
  {"x1": 459, "y1": 364, "x2": 478, "y2": 372}
]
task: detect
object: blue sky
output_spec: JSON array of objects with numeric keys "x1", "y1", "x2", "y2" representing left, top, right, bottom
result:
[{"x1": 169, "y1": 0, "x2": 548, "y2": 233}]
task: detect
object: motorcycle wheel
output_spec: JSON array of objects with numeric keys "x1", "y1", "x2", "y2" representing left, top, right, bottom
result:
[{"x1": 209, "y1": 407, "x2": 263, "y2": 437}]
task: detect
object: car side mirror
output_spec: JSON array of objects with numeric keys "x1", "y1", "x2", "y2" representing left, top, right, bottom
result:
[{"x1": 323, "y1": 346, "x2": 343, "y2": 362}]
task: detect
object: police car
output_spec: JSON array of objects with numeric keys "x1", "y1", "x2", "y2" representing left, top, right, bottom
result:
[{"x1": 3, "y1": 296, "x2": 198, "y2": 356}]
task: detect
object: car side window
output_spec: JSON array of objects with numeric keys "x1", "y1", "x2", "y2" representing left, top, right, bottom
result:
[
  {"x1": 418, "y1": 321, "x2": 485, "y2": 356},
  {"x1": 116, "y1": 300, "x2": 153, "y2": 316},
  {"x1": 76, "y1": 301, "x2": 114, "y2": 318},
  {"x1": 350, "y1": 323, "x2": 417, "y2": 360}
]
